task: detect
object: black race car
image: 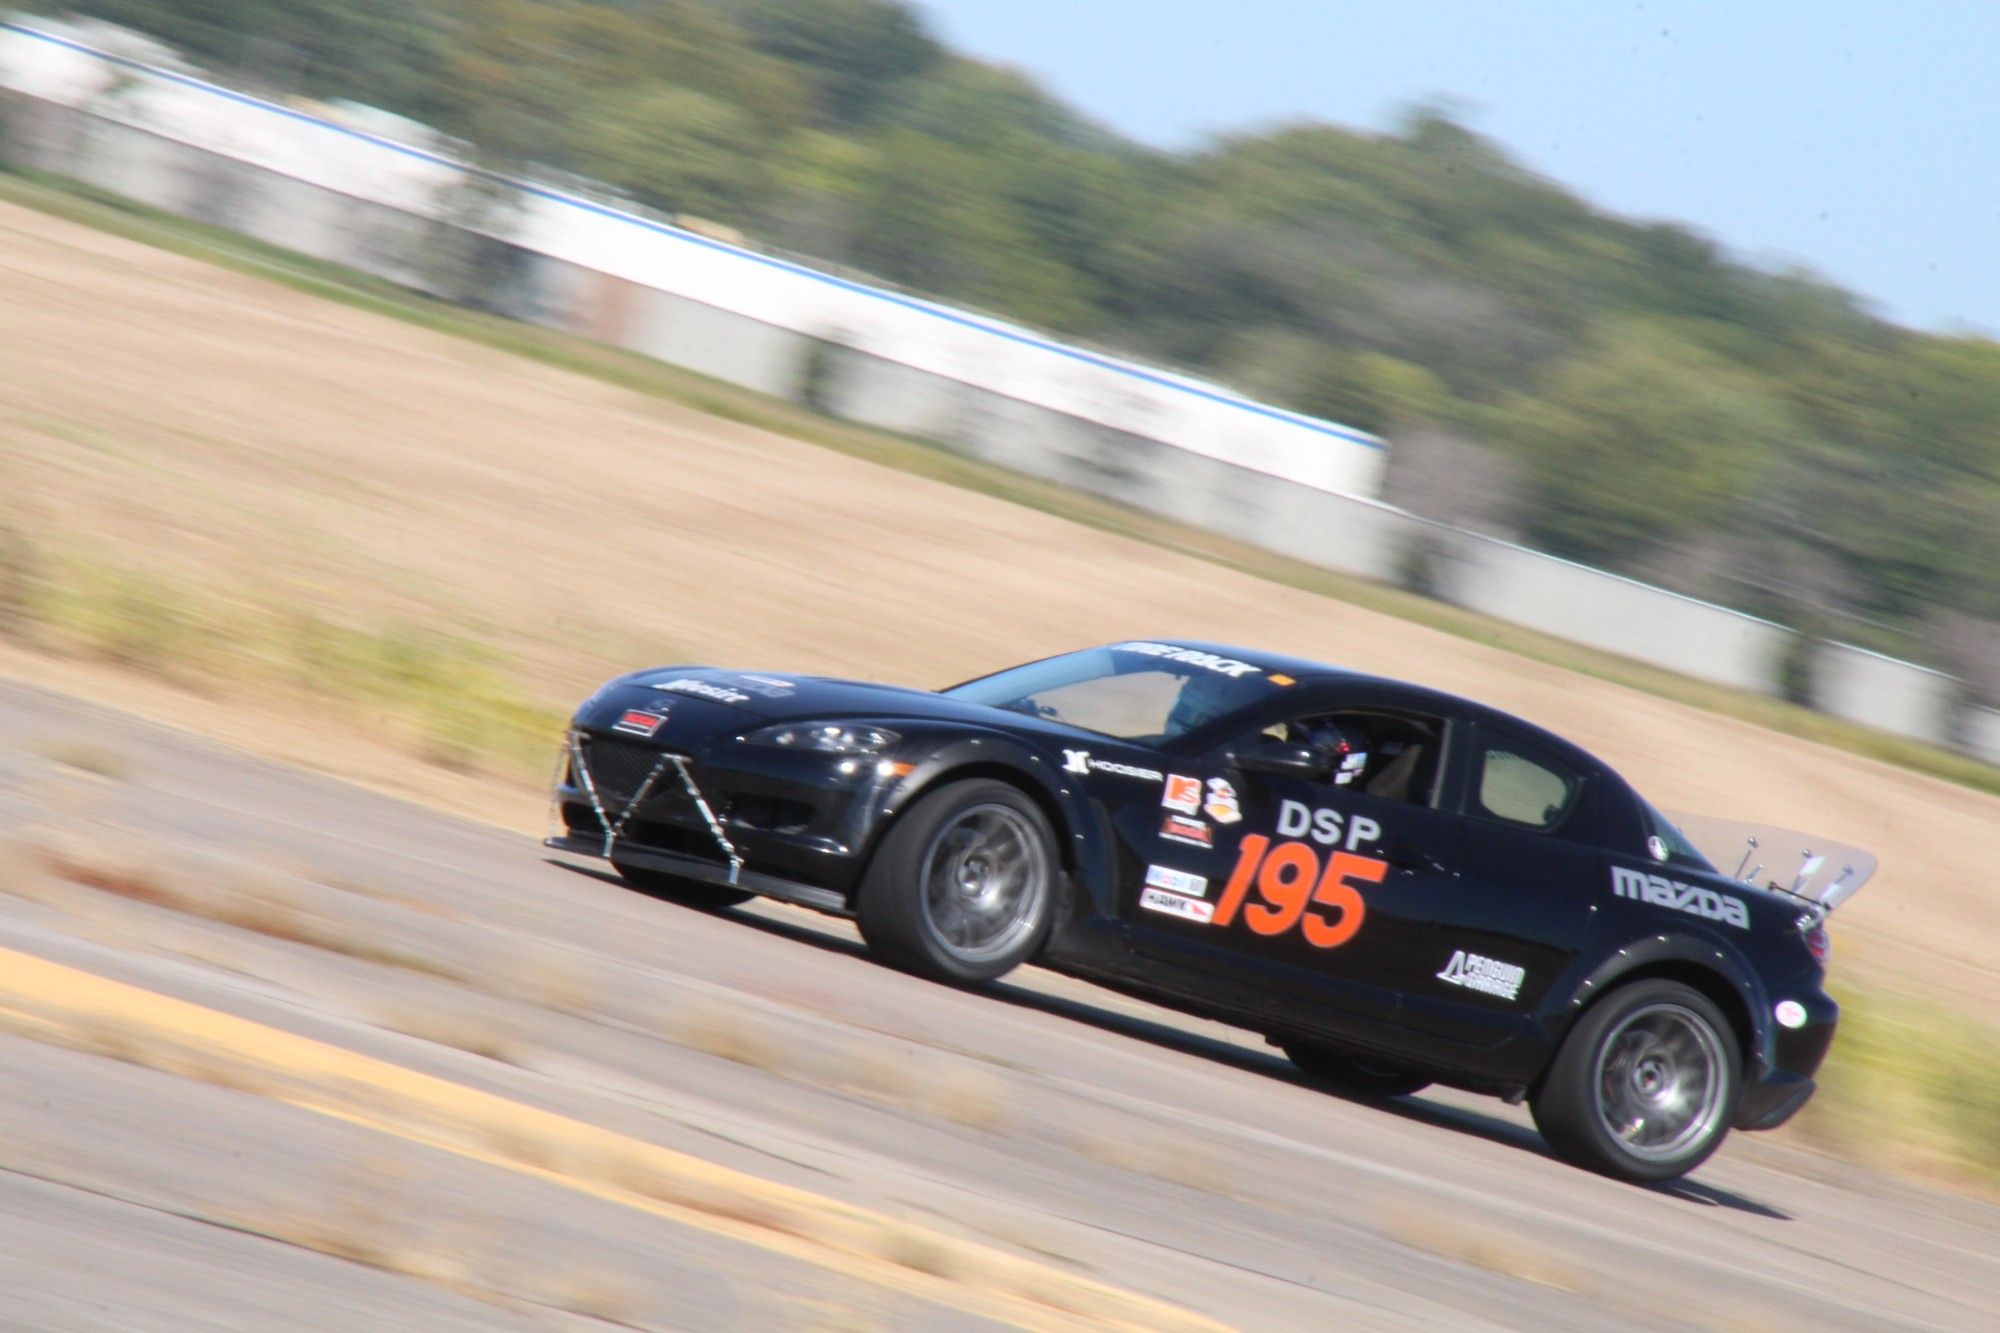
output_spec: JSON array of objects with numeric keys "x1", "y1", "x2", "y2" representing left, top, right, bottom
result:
[{"x1": 547, "y1": 639, "x2": 1867, "y2": 1182}]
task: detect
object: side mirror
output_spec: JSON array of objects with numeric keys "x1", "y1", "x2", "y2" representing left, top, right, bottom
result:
[{"x1": 1230, "y1": 738, "x2": 1331, "y2": 780}]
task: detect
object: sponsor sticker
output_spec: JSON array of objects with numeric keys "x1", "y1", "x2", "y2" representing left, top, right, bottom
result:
[
  {"x1": 1609, "y1": 865, "x2": 1750, "y2": 930},
  {"x1": 1144, "y1": 864, "x2": 1209, "y2": 899},
  {"x1": 1203, "y1": 777, "x2": 1242, "y2": 824},
  {"x1": 1436, "y1": 950, "x2": 1526, "y2": 1001},
  {"x1": 736, "y1": 674, "x2": 796, "y2": 696},
  {"x1": 1140, "y1": 886, "x2": 1215, "y2": 922},
  {"x1": 652, "y1": 678, "x2": 751, "y2": 705},
  {"x1": 1111, "y1": 641, "x2": 1261, "y2": 679},
  {"x1": 1646, "y1": 834, "x2": 1670, "y2": 862},
  {"x1": 613, "y1": 710, "x2": 666, "y2": 737},
  {"x1": 1162, "y1": 774, "x2": 1203, "y2": 814},
  {"x1": 1774, "y1": 999, "x2": 1808, "y2": 1029},
  {"x1": 1063, "y1": 749, "x2": 1165, "y2": 781},
  {"x1": 1270, "y1": 673, "x2": 1296, "y2": 687},
  {"x1": 1160, "y1": 814, "x2": 1214, "y2": 848},
  {"x1": 1275, "y1": 799, "x2": 1382, "y2": 852}
]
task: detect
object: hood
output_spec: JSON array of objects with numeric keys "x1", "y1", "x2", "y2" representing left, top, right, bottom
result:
[{"x1": 585, "y1": 667, "x2": 1092, "y2": 739}]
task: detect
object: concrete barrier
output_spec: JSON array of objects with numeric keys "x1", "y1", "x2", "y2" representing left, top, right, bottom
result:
[
  {"x1": 0, "y1": 18, "x2": 1389, "y2": 501},
  {"x1": 1963, "y1": 707, "x2": 2000, "y2": 768},
  {"x1": 1809, "y1": 641, "x2": 1960, "y2": 746},
  {"x1": 1425, "y1": 530, "x2": 1795, "y2": 693}
]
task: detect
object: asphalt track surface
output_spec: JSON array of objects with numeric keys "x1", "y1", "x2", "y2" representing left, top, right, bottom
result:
[{"x1": 1, "y1": 679, "x2": 1996, "y2": 1331}]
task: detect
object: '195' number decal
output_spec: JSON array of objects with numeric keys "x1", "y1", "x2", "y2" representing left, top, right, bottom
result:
[{"x1": 1213, "y1": 835, "x2": 1386, "y2": 948}]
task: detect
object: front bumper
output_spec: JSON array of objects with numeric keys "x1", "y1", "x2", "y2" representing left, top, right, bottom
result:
[
  {"x1": 542, "y1": 832, "x2": 852, "y2": 916},
  {"x1": 547, "y1": 727, "x2": 886, "y2": 909}
]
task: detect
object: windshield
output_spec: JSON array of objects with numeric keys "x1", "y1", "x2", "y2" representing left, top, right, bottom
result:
[{"x1": 944, "y1": 643, "x2": 1272, "y2": 742}]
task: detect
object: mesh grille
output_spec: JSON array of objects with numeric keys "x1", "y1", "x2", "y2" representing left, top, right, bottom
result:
[{"x1": 580, "y1": 737, "x2": 678, "y2": 800}]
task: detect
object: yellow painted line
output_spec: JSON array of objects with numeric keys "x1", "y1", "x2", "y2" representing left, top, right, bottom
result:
[{"x1": 0, "y1": 946, "x2": 1230, "y2": 1333}]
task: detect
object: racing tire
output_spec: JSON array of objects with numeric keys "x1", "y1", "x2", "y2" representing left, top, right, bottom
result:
[
  {"x1": 856, "y1": 779, "x2": 1058, "y2": 984},
  {"x1": 1281, "y1": 1041, "x2": 1430, "y2": 1098},
  {"x1": 613, "y1": 862, "x2": 756, "y2": 910},
  {"x1": 1531, "y1": 979, "x2": 1741, "y2": 1183}
]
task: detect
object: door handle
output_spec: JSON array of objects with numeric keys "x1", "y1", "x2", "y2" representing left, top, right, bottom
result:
[{"x1": 1382, "y1": 844, "x2": 1449, "y2": 875}]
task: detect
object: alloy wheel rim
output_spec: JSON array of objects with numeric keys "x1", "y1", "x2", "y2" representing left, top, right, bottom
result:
[
  {"x1": 1591, "y1": 1002, "x2": 1729, "y2": 1163},
  {"x1": 918, "y1": 804, "x2": 1049, "y2": 964}
]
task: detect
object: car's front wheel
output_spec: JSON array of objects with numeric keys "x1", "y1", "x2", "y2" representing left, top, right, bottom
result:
[
  {"x1": 856, "y1": 779, "x2": 1057, "y2": 984},
  {"x1": 1531, "y1": 979, "x2": 1740, "y2": 1182}
]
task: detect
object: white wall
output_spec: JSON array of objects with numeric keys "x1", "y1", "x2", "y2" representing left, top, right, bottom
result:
[
  {"x1": 1810, "y1": 642, "x2": 1960, "y2": 746},
  {"x1": 0, "y1": 18, "x2": 1389, "y2": 500},
  {"x1": 1963, "y1": 707, "x2": 2000, "y2": 768},
  {"x1": 1425, "y1": 531, "x2": 1795, "y2": 694}
]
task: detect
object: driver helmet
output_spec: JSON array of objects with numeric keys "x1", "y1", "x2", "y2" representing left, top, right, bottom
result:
[{"x1": 1293, "y1": 719, "x2": 1371, "y2": 786}]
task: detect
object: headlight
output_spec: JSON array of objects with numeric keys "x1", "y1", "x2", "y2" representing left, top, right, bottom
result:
[{"x1": 741, "y1": 722, "x2": 900, "y2": 756}]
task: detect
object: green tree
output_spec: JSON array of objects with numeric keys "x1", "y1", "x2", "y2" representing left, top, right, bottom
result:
[
  {"x1": 1497, "y1": 322, "x2": 1797, "y2": 567},
  {"x1": 723, "y1": 0, "x2": 940, "y2": 126},
  {"x1": 575, "y1": 87, "x2": 766, "y2": 219}
]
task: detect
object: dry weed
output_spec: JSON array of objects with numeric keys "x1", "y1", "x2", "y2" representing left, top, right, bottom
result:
[
  {"x1": 518, "y1": 954, "x2": 605, "y2": 1017},
  {"x1": 1067, "y1": 1127, "x2": 1233, "y2": 1196},
  {"x1": 375, "y1": 1001, "x2": 523, "y2": 1064},
  {"x1": 1380, "y1": 1204, "x2": 1582, "y2": 1291},
  {"x1": 673, "y1": 1003, "x2": 781, "y2": 1069},
  {"x1": 35, "y1": 739, "x2": 132, "y2": 780},
  {"x1": 927, "y1": 1066, "x2": 1011, "y2": 1134},
  {"x1": 536, "y1": 1264, "x2": 641, "y2": 1325}
]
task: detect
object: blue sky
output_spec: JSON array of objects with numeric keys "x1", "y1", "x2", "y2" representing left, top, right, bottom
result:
[{"x1": 915, "y1": 1, "x2": 1998, "y2": 337}]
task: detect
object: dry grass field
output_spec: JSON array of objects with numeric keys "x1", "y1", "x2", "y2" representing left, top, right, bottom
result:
[{"x1": 4, "y1": 192, "x2": 1996, "y2": 1028}]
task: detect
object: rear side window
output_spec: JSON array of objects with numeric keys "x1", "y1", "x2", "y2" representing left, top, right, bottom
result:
[{"x1": 1471, "y1": 732, "x2": 1584, "y2": 831}]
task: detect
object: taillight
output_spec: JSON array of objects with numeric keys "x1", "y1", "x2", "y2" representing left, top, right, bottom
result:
[{"x1": 1803, "y1": 923, "x2": 1831, "y2": 964}]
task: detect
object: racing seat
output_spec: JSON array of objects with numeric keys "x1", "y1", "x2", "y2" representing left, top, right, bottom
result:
[{"x1": 1363, "y1": 743, "x2": 1425, "y2": 803}]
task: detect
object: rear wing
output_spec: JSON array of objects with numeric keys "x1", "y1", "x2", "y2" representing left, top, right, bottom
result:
[{"x1": 1664, "y1": 812, "x2": 1876, "y2": 916}]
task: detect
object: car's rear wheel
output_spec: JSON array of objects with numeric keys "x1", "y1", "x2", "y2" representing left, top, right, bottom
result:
[
  {"x1": 612, "y1": 861, "x2": 756, "y2": 910},
  {"x1": 857, "y1": 779, "x2": 1057, "y2": 984},
  {"x1": 1531, "y1": 979, "x2": 1740, "y2": 1182},
  {"x1": 1280, "y1": 1041, "x2": 1430, "y2": 1098}
]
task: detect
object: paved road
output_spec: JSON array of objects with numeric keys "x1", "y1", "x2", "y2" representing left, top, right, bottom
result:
[{"x1": 0, "y1": 679, "x2": 1995, "y2": 1330}]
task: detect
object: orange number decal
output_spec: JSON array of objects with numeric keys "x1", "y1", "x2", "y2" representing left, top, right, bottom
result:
[
  {"x1": 1213, "y1": 834, "x2": 1268, "y2": 927},
  {"x1": 1244, "y1": 842, "x2": 1318, "y2": 936},
  {"x1": 1301, "y1": 851, "x2": 1384, "y2": 948}
]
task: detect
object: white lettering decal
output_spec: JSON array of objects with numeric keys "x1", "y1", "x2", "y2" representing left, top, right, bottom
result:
[
  {"x1": 1144, "y1": 865, "x2": 1209, "y2": 898},
  {"x1": 1140, "y1": 887, "x2": 1216, "y2": 922},
  {"x1": 1112, "y1": 641, "x2": 1262, "y2": 679},
  {"x1": 652, "y1": 678, "x2": 751, "y2": 705},
  {"x1": 1437, "y1": 950, "x2": 1527, "y2": 1001},
  {"x1": 1610, "y1": 865, "x2": 1750, "y2": 930},
  {"x1": 1273, "y1": 799, "x2": 1382, "y2": 850},
  {"x1": 1062, "y1": 749, "x2": 1163, "y2": 781},
  {"x1": 1278, "y1": 799, "x2": 1313, "y2": 839},
  {"x1": 1346, "y1": 815, "x2": 1381, "y2": 852}
]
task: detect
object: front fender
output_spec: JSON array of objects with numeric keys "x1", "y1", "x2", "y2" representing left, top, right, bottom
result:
[{"x1": 873, "y1": 733, "x2": 1116, "y2": 915}]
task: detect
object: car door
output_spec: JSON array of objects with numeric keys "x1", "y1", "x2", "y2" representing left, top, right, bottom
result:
[
  {"x1": 1126, "y1": 697, "x2": 1465, "y2": 1042},
  {"x1": 1393, "y1": 722, "x2": 1602, "y2": 1049}
]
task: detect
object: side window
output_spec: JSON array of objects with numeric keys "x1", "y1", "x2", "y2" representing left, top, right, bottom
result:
[
  {"x1": 1262, "y1": 709, "x2": 1447, "y2": 808},
  {"x1": 1470, "y1": 732, "x2": 1583, "y2": 831}
]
